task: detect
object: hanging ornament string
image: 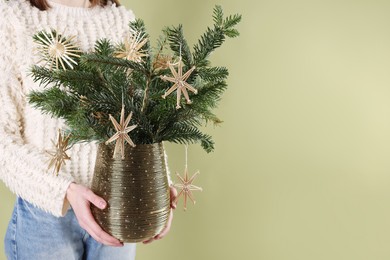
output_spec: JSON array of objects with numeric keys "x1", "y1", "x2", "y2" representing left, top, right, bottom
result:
[
  {"x1": 184, "y1": 142, "x2": 188, "y2": 169},
  {"x1": 122, "y1": 84, "x2": 125, "y2": 108},
  {"x1": 173, "y1": 145, "x2": 203, "y2": 210}
]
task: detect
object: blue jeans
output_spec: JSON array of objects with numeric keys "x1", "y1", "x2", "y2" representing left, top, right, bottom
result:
[{"x1": 4, "y1": 197, "x2": 136, "y2": 260}]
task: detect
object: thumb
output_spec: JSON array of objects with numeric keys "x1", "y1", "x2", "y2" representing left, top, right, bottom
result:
[
  {"x1": 85, "y1": 189, "x2": 107, "y2": 210},
  {"x1": 170, "y1": 186, "x2": 178, "y2": 209}
]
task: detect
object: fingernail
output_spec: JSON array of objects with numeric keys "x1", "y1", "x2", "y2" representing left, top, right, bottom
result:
[
  {"x1": 100, "y1": 201, "x2": 106, "y2": 208},
  {"x1": 114, "y1": 242, "x2": 123, "y2": 247}
]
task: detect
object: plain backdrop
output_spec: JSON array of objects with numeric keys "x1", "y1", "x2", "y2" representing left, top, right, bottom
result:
[{"x1": 3, "y1": 0, "x2": 390, "y2": 259}]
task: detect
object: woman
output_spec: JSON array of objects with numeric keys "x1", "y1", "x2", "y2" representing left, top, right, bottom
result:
[{"x1": 0, "y1": 0, "x2": 177, "y2": 259}]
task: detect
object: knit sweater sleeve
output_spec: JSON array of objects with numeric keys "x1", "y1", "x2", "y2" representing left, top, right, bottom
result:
[{"x1": 0, "y1": 6, "x2": 75, "y2": 217}]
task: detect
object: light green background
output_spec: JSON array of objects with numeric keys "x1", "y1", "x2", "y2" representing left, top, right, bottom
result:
[{"x1": 2, "y1": 0, "x2": 390, "y2": 259}]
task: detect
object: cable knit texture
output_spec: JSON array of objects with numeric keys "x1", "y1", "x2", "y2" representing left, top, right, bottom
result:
[{"x1": 0, "y1": 0, "x2": 171, "y2": 217}]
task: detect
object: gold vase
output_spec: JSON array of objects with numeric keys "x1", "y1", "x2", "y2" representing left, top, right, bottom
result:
[{"x1": 91, "y1": 142, "x2": 171, "y2": 243}]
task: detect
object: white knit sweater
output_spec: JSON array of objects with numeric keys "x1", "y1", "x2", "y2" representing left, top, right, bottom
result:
[{"x1": 0, "y1": 0, "x2": 164, "y2": 217}]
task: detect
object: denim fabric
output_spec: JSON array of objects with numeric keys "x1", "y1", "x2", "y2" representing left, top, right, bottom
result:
[{"x1": 4, "y1": 197, "x2": 136, "y2": 260}]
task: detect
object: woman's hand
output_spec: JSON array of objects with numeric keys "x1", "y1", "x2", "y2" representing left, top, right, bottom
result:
[
  {"x1": 142, "y1": 185, "x2": 178, "y2": 244},
  {"x1": 66, "y1": 182, "x2": 124, "y2": 247}
]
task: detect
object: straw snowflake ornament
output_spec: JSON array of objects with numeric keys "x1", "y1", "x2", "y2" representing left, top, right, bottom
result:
[
  {"x1": 115, "y1": 32, "x2": 148, "y2": 62},
  {"x1": 174, "y1": 146, "x2": 203, "y2": 210},
  {"x1": 46, "y1": 130, "x2": 71, "y2": 175},
  {"x1": 160, "y1": 57, "x2": 197, "y2": 109},
  {"x1": 33, "y1": 30, "x2": 81, "y2": 70},
  {"x1": 105, "y1": 105, "x2": 137, "y2": 159}
]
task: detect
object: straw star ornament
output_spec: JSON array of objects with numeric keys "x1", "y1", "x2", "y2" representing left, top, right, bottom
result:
[
  {"x1": 174, "y1": 147, "x2": 202, "y2": 210},
  {"x1": 105, "y1": 105, "x2": 137, "y2": 159},
  {"x1": 174, "y1": 167, "x2": 202, "y2": 211},
  {"x1": 115, "y1": 32, "x2": 148, "y2": 62},
  {"x1": 46, "y1": 130, "x2": 71, "y2": 176},
  {"x1": 33, "y1": 30, "x2": 81, "y2": 70},
  {"x1": 160, "y1": 57, "x2": 197, "y2": 109},
  {"x1": 152, "y1": 54, "x2": 172, "y2": 71}
]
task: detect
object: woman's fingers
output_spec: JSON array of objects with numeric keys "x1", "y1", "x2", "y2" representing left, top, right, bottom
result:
[
  {"x1": 81, "y1": 207, "x2": 123, "y2": 247},
  {"x1": 143, "y1": 187, "x2": 177, "y2": 244},
  {"x1": 143, "y1": 208, "x2": 174, "y2": 244},
  {"x1": 84, "y1": 189, "x2": 107, "y2": 210},
  {"x1": 69, "y1": 184, "x2": 177, "y2": 246},
  {"x1": 67, "y1": 183, "x2": 123, "y2": 247},
  {"x1": 170, "y1": 186, "x2": 178, "y2": 209},
  {"x1": 155, "y1": 208, "x2": 173, "y2": 240},
  {"x1": 142, "y1": 237, "x2": 155, "y2": 244},
  {"x1": 85, "y1": 224, "x2": 123, "y2": 247}
]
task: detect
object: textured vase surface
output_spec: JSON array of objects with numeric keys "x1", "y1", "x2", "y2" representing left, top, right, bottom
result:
[{"x1": 91, "y1": 142, "x2": 171, "y2": 243}]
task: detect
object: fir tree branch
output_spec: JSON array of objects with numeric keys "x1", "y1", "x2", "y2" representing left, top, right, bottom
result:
[
  {"x1": 193, "y1": 5, "x2": 242, "y2": 67},
  {"x1": 28, "y1": 7, "x2": 241, "y2": 153},
  {"x1": 159, "y1": 123, "x2": 214, "y2": 152},
  {"x1": 80, "y1": 54, "x2": 148, "y2": 74},
  {"x1": 94, "y1": 38, "x2": 115, "y2": 56},
  {"x1": 28, "y1": 88, "x2": 78, "y2": 118},
  {"x1": 164, "y1": 25, "x2": 193, "y2": 66},
  {"x1": 197, "y1": 66, "x2": 229, "y2": 82}
]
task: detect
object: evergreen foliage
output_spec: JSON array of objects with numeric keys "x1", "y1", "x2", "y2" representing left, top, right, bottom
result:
[{"x1": 28, "y1": 6, "x2": 241, "y2": 152}]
